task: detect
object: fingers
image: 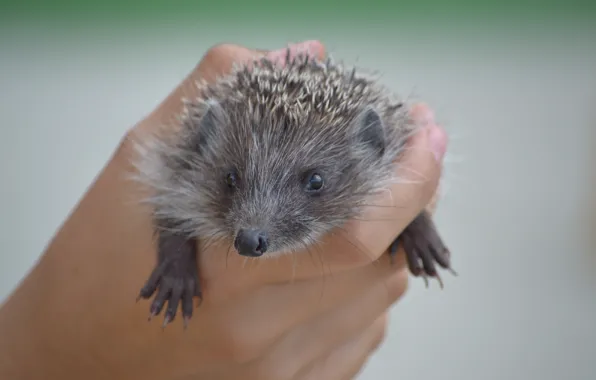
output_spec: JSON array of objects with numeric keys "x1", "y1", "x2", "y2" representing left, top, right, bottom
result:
[
  {"x1": 134, "y1": 40, "x2": 326, "y2": 133},
  {"x1": 296, "y1": 313, "x2": 389, "y2": 380},
  {"x1": 235, "y1": 258, "x2": 406, "y2": 379},
  {"x1": 196, "y1": 252, "x2": 405, "y2": 368},
  {"x1": 344, "y1": 105, "x2": 447, "y2": 259},
  {"x1": 319, "y1": 107, "x2": 446, "y2": 271},
  {"x1": 193, "y1": 40, "x2": 325, "y2": 83},
  {"x1": 265, "y1": 269, "x2": 405, "y2": 376}
]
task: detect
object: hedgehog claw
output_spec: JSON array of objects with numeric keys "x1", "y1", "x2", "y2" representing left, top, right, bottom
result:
[
  {"x1": 138, "y1": 234, "x2": 202, "y2": 330},
  {"x1": 390, "y1": 210, "x2": 456, "y2": 287}
]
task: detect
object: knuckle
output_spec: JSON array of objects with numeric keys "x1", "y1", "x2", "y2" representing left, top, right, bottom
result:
[
  {"x1": 195, "y1": 43, "x2": 255, "y2": 84},
  {"x1": 384, "y1": 268, "x2": 409, "y2": 304},
  {"x1": 194, "y1": 44, "x2": 236, "y2": 76},
  {"x1": 425, "y1": 187, "x2": 441, "y2": 216},
  {"x1": 412, "y1": 175, "x2": 439, "y2": 214},
  {"x1": 219, "y1": 322, "x2": 267, "y2": 364},
  {"x1": 116, "y1": 129, "x2": 139, "y2": 162},
  {"x1": 424, "y1": 173, "x2": 441, "y2": 205},
  {"x1": 370, "y1": 315, "x2": 389, "y2": 351},
  {"x1": 203, "y1": 43, "x2": 237, "y2": 60}
]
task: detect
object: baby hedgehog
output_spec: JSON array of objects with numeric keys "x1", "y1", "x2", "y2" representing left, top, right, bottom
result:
[{"x1": 132, "y1": 51, "x2": 455, "y2": 328}]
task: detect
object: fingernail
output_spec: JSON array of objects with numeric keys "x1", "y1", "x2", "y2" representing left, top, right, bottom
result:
[{"x1": 428, "y1": 124, "x2": 447, "y2": 162}]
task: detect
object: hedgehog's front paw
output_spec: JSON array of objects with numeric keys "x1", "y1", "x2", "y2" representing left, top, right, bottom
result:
[
  {"x1": 137, "y1": 237, "x2": 202, "y2": 329},
  {"x1": 390, "y1": 211, "x2": 457, "y2": 288}
]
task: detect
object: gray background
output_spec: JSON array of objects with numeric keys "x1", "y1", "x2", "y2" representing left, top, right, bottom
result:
[{"x1": 1, "y1": 22, "x2": 596, "y2": 379}]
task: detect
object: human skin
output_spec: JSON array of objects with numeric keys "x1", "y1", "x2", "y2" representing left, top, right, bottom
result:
[{"x1": 0, "y1": 40, "x2": 447, "y2": 380}]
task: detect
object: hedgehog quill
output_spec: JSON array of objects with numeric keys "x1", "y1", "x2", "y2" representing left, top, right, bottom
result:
[{"x1": 132, "y1": 51, "x2": 456, "y2": 328}]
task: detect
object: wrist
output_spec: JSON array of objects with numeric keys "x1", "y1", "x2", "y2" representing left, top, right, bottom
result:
[{"x1": 0, "y1": 136, "x2": 158, "y2": 378}]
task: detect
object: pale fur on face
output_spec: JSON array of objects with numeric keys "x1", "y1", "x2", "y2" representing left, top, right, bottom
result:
[{"x1": 130, "y1": 53, "x2": 423, "y2": 257}]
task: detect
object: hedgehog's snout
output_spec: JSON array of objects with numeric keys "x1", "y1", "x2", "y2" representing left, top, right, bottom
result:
[{"x1": 234, "y1": 228, "x2": 269, "y2": 257}]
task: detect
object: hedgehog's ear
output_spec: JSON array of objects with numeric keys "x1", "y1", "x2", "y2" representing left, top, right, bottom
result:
[
  {"x1": 193, "y1": 99, "x2": 225, "y2": 150},
  {"x1": 351, "y1": 105, "x2": 386, "y2": 157}
]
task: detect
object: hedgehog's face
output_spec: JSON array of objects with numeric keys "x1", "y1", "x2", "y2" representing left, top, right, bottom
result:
[
  {"x1": 187, "y1": 100, "x2": 391, "y2": 258},
  {"x1": 220, "y1": 164, "x2": 339, "y2": 257}
]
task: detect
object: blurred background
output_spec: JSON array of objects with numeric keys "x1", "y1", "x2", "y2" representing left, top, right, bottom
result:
[{"x1": 1, "y1": 1, "x2": 595, "y2": 379}]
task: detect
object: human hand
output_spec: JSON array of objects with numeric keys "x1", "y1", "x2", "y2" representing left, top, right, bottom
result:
[
  {"x1": 0, "y1": 41, "x2": 447, "y2": 380},
  {"x1": 127, "y1": 40, "x2": 447, "y2": 379}
]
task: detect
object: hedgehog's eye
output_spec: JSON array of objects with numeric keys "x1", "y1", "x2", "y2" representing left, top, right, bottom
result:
[
  {"x1": 225, "y1": 172, "x2": 238, "y2": 188},
  {"x1": 306, "y1": 173, "x2": 324, "y2": 192}
]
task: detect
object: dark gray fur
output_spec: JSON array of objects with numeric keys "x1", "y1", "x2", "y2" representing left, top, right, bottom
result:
[{"x1": 132, "y1": 53, "x2": 455, "y2": 328}]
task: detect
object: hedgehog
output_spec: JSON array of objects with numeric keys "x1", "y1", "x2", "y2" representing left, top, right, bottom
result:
[{"x1": 132, "y1": 51, "x2": 455, "y2": 328}]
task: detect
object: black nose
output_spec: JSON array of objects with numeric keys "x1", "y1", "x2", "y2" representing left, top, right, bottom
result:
[{"x1": 234, "y1": 229, "x2": 269, "y2": 257}]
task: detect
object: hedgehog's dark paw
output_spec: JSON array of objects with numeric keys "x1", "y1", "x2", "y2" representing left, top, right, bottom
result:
[
  {"x1": 137, "y1": 237, "x2": 202, "y2": 329},
  {"x1": 390, "y1": 211, "x2": 457, "y2": 288}
]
